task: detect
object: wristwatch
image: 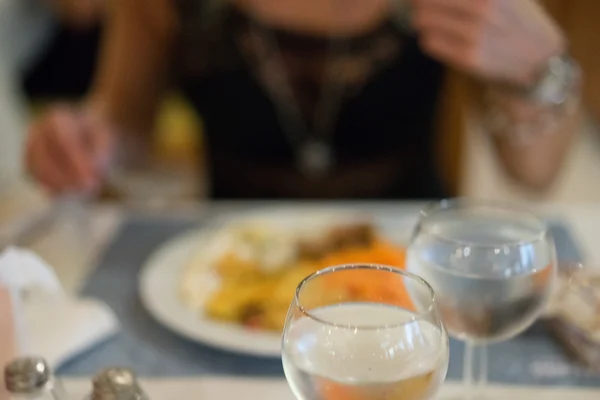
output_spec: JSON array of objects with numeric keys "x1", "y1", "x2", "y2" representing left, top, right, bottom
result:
[
  {"x1": 525, "y1": 53, "x2": 581, "y2": 107},
  {"x1": 484, "y1": 52, "x2": 581, "y2": 146}
]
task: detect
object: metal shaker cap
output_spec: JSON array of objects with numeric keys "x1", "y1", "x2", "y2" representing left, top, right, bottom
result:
[
  {"x1": 4, "y1": 357, "x2": 51, "y2": 394},
  {"x1": 92, "y1": 368, "x2": 148, "y2": 400}
]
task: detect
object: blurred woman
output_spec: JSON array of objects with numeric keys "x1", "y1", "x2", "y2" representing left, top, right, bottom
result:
[{"x1": 25, "y1": 0, "x2": 583, "y2": 199}]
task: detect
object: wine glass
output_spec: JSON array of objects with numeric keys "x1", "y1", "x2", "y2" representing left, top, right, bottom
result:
[
  {"x1": 407, "y1": 199, "x2": 557, "y2": 399},
  {"x1": 282, "y1": 264, "x2": 449, "y2": 400}
]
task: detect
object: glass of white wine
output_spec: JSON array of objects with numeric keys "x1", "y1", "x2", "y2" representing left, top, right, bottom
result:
[
  {"x1": 408, "y1": 199, "x2": 557, "y2": 399},
  {"x1": 282, "y1": 264, "x2": 449, "y2": 400}
]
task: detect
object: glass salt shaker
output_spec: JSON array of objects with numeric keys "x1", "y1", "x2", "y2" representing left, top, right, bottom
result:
[
  {"x1": 4, "y1": 357, "x2": 68, "y2": 400},
  {"x1": 90, "y1": 368, "x2": 148, "y2": 400}
]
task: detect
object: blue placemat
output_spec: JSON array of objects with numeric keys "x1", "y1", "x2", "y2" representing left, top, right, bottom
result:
[{"x1": 58, "y1": 218, "x2": 599, "y2": 387}]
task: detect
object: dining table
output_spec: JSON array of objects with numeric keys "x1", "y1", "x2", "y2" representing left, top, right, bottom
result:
[{"x1": 10, "y1": 200, "x2": 600, "y2": 399}]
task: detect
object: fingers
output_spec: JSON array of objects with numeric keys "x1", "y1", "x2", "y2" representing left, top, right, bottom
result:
[
  {"x1": 51, "y1": 108, "x2": 96, "y2": 188},
  {"x1": 412, "y1": 0, "x2": 494, "y2": 20},
  {"x1": 55, "y1": 0, "x2": 103, "y2": 28},
  {"x1": 413, "y1": 2, "x2": 481, "y2": 44},
  {"x1": 27, "y1": 126, "x2": 71, "y2": 193},
  {"x1": 412, "y1": 4, "x2": 474, "y2": 71},
  {"x1": 412, "y1": 0, "x2": 566, "y2": 86},
  {"x1": 411, "y1": 0, "x2": 504, "y2": 76},
  {"x1": 80, "y1": 109, "x2": 115, "y2": 174},
  {"x1": 26, "y1": 106, "x2": 109, "y2": 196},
  {"x1": 419, "y1": 34, "x2": 473, "y2": 72}
]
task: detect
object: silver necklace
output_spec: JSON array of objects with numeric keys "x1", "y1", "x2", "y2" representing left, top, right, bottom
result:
[{"x1": 249, "y1": 24, "x2": 349, "y2": 178}]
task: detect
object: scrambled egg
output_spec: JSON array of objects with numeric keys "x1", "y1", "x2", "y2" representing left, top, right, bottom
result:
[
  {"x1": 179, "y1": 221, "x2": 308, "y2": 330},
  {"x1": 212, "y1": 221, "x2": 297, "y2": 273},
  {"x1": 179, "y1": 219, "x2": 406, "y2": 332}
]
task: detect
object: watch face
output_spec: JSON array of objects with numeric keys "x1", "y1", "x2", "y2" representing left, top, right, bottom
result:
[
  {"x1": 534, "y1": 56, "x2": 575, "y2": 106},
  {"x1": 539, "y1": 73, "x2": 566, "y2": 105}
]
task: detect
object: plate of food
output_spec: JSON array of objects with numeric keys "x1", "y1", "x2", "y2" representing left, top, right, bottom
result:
[{"x1": 138, "y1": 208, "x2": 411, "y2": 357}]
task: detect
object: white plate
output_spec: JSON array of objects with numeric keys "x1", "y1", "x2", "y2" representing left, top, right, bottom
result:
[{"x1": 138, "y1": 207, "x2": 417, "y2": 357}]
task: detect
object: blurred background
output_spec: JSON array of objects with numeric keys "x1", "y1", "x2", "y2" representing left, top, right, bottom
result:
[
  {"x1": 0, "y1": 0, "x2": 599, "y2": 228},
  {"x1": 0, "y1": 2, "x2": 598, "y2": 394}
]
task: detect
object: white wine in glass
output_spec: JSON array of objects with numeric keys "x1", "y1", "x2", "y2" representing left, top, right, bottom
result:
[{"x1": 282, "y1": 264, "x2": 449, "y2": 400}]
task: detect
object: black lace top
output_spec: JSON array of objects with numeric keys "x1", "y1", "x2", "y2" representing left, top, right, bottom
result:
[{"x1": 174, "y1": 2, "x2": 446, "y2": 199}]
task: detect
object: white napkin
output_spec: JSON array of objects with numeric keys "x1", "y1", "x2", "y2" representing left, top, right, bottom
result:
[{"x1": 0, "y1": 246, "x2": 119, "y2": 368}]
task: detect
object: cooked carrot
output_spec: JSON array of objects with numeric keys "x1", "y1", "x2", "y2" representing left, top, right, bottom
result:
[
  {"x1": 316, "y1": 239, "x2": 413, "y2": 310},
  {"x1": 319, "y1": 380, "x2": 366, "y2": 400},
  {"x1": 533, "y1": 263, "x2": 554, "y2": 289},
  {"x1": 317, "y1": 238, "x2": 405, "y2": 268}
]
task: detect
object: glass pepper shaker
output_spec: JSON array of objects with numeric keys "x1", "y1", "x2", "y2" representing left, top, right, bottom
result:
[
  {"x1": 90, "y1": 368, "x2": 148, "y2": 400},
  {"x1": 4, "y1": 357, "x2": 68, "y2": 400}
]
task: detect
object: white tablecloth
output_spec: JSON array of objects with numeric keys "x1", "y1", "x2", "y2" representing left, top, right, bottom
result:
[{"x1": 63, "y1": 377, "x2": 600, "y2": 400}]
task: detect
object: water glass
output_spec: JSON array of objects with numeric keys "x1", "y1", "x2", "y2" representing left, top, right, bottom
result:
[
  {"x1": 408, "y1": 199, "x2": 557, "y2": 399},
  {"x1": 282, "y1": 264, "x2": 449, "y2": 400}
]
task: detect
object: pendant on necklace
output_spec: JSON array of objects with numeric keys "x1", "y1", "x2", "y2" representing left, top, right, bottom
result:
[{"x1": 298, "y1": 140, "x2": 335, "y2": 178}]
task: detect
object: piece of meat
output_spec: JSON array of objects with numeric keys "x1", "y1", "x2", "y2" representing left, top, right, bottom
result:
[
  {"x1": 297, "y1": 222, "x2": 376, "y2": 260},
  {"x1": 327, "y1": 223, "x2": 376, "y2": 250},
  {"x1": 240, "y1": 303, "x2": 265, "y2": 328}
]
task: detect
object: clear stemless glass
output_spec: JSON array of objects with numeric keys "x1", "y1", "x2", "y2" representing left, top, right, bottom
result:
[
  {"x1": 282, "y1": 264, "x2": 449, "y2": 400},
  {"x1": 407, "y1": 199, "x2": 557, "y2": 399}
]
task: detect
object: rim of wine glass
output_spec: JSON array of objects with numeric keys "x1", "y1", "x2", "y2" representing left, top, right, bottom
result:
[
  {"x1": 416, "y1": 198, "x2": 550, "y2": 248},
  {"x1": 293, "y1": 263, "x2": 439, "y2": 330}
]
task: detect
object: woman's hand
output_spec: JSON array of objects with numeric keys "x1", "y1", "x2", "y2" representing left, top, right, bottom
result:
[
  {"x1": 26, "y1": 106, "x2": 115, "y2": 195},
  {"x1": 411, "y1": 0, "x2": 566, "y2": 86},
  {"x1": 45, "y1": 0, "x2": 105, "y2": 28}
]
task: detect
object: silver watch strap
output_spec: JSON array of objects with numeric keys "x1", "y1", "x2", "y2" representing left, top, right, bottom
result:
[{"x1": 526, "y1": 54, "x2": 581, "y2": 106}]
